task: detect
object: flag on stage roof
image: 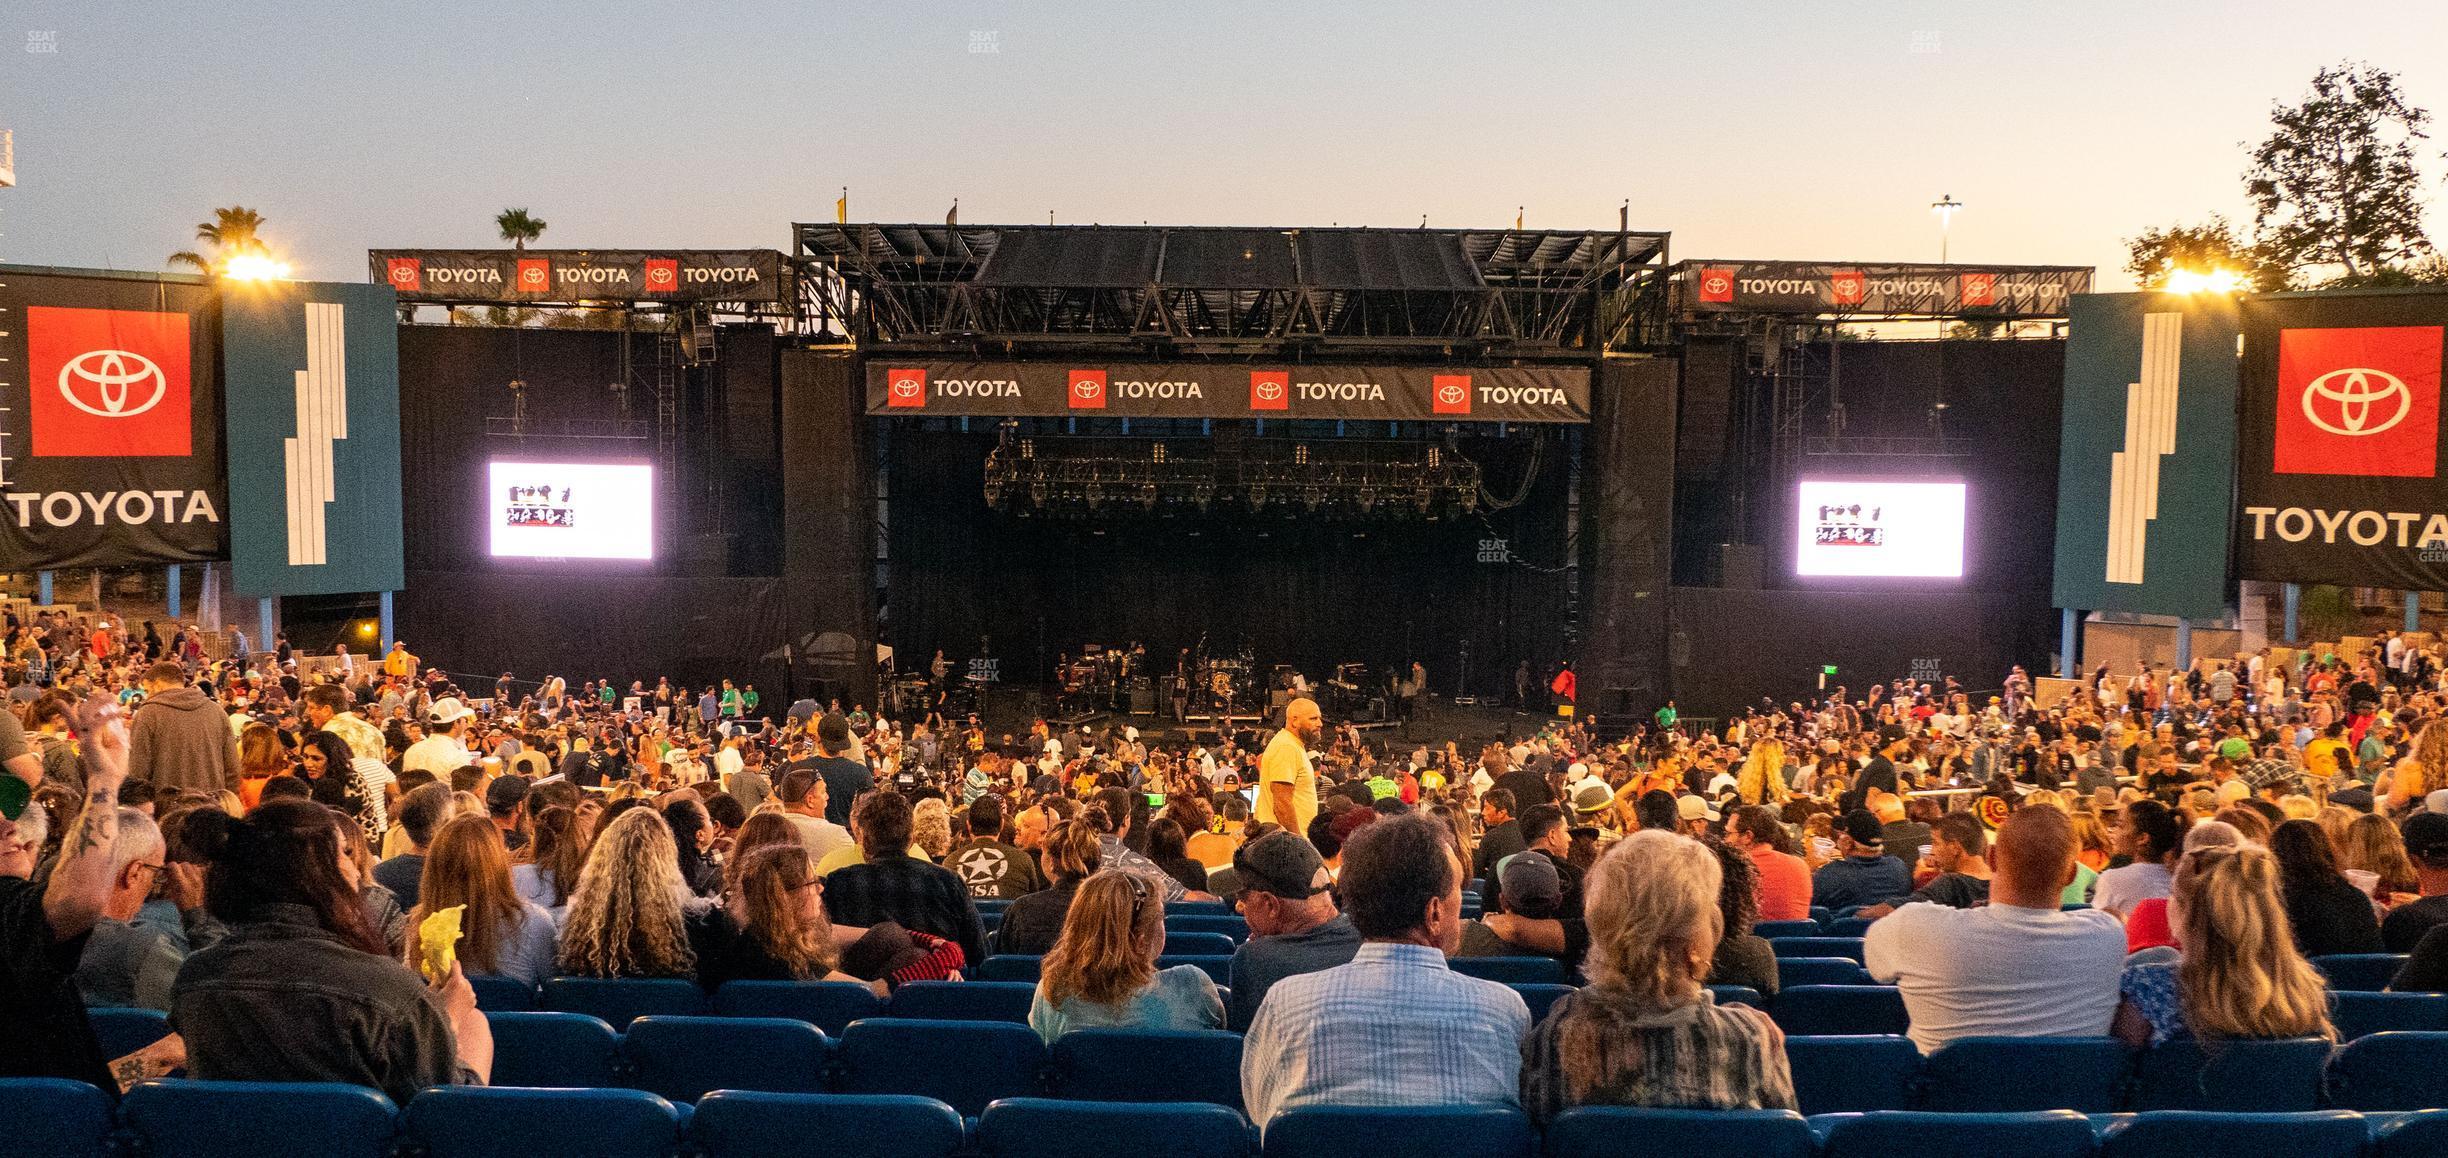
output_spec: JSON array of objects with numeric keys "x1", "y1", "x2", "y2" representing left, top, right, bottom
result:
[{"x1": 836, "y1": 187, "x2": 847, "y2": 225}]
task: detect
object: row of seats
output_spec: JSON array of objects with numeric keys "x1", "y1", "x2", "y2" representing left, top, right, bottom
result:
[
  {"x1": 1783, "y1": 1032, "x2": 2448, "y2": 1115},
  {"x1": 12, "y1": 1079, "x2": 2448, "y2": 1158}
]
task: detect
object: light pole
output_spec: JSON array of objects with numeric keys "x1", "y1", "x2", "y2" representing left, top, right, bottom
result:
[{"x1": 1930, "y1": 193, "x2": 1963, "y2": 264}]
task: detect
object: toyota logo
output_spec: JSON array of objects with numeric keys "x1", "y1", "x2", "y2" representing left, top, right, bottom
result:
[
  {"x1": 521, "y1": 268, "x2": 547, "y2": 287},
  {"x1": 1437, "y1": 383, "x2": 1467, "y2": 406},
  {"x1": 58, "y1": 349, "x2": 168, "y2": 419},
  {"x1": 2302, "y1": 367, "x2": 2412, "y2": 437},
  {"x1": 891, "y1": 375, "x2": 923, "y2": 399},
  {"x1": 647, "y1": 266, "x2": 674, "y2": 286},
  {"x1": 1833, "y1": 276, "x2": 1862, "y2": 296},
  {"x1": 1074, "y1": 379, "x2": 1102, "y2": 400},
  {"x1": 388, "y1": 265, "x2": 417, "y2": 286},
  {"x1": 1703, "y1": 273, "x2": 1730, "y2": 294},
  {"x1": 1255, "y1": 381, "x2": 1284, "y2": 401}
]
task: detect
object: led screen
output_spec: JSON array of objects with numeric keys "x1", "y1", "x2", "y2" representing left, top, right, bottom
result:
[
  {"x1": 1796, "y1": 479, "x2": 1965, "y2": 578},
  {"x1": 486, "y1": 460, "x2": 654, "y2": 560}
]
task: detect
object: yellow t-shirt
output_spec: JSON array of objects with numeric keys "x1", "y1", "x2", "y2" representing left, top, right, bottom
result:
[{"x1": 1258, "y1": 728, "x2": 1318, "y2": 836}]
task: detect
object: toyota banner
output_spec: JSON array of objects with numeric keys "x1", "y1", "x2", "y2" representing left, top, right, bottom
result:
[
  {"x1": 1674, "y1": 261, "x2": 2093, "y2": 317},
  {"x1": 865, "y1": 362, "x2": 1590, "y2": 423},
  {"x1": 0, "y1": 266, "x2": 227, "y2": 570},
  {"x1": 370, "y1": 250, "x2": 785, "y2": 304},
  {"x1": 2235, "y1": 289, "x2": 2448, "y2": 589}
]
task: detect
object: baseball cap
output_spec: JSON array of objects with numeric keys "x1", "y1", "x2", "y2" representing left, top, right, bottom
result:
[
  {"x1": 1498, "y1": 852, "x2": 1563, "y2": 919},
  {"x1": 428, "y1": 697, "x2": 474, "y2": 726},
  {"x1": 1676, "y1": 795, "x2": 1719, "y2": 823},
  {"x1": 1232, "y1": 831, "x2": 1331, "y2": 899},
  {"x1": 2405, "y1": 813, "x2": 2448, "y2": 863},
  {"x1": 485, "y1": 774, "x2": 531, "y2": 813},
  {"x1": 1839, "y1": 809, "x2": 1885, "y2": 847}
]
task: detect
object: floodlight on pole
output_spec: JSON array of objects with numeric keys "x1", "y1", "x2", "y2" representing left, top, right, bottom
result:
[{"x1": 1930, "y1": 193, "x2": 1963, "y2": 264}]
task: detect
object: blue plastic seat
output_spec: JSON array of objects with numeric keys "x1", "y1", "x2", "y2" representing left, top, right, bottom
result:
[
  {"x1": 1919, "y1": 1037, "x2": 2132, "y2": 1113},
  {"x1": 886, "y1": 980, "x2": 1038, "y2": 1023},
  {"x1": 121, "y1": 1080, "x2": 397, "y2": 1158},
  {"x1": 1708, "y1": 984, "x2": 1765, "y2": 1009},
  {"x1": 1777, "y1": 958, "x2": 1877, "y2": 987},
  {"x1": 1769, "y1": 986, "x2": 1908, "y2": 1036},
  {"x1": 85, "y1": 1006, "x2": 172, "y2": 1059},
  {"x1": 2314, "y1": 954, "x2": 2412, "y2": 991},
  {"x1": 403, "y1": 1086, "x2": 681, "y2": 1158},
  {"x1": 624, "y1": 1015, "x2": 830, "y2": 1102},
  {"x1": 467, "y1": 976, "x2": 537, "y2": 1012},
  {"x1": 1166, "y1": 915, "x2": 1252, "y2": 943},
  {"x1": 1447, "y1": 957, "x2": 1567, "y2": 985},
  {"x1": 1809, "y1": 906, "x2": 1835, "y2": 925},
  {"x1": 1771, "y1": 937, "x2": 1867, "y2": 963},
  {"x1": 713, "y1": 980, "x2": 886, "y2": 1035},
  {"x1": 1050, "y1": 1028, "x2": 1245, "y2": 1111},
  {"x1": 1544, "y1": 1107, "x2": 1813, "y2": 1158},
  {"x1": 1262, "y1": 1105, "x2": 1534, "y2": 1158},
  {"x1": 979, "y1": 1097, "x2": 1257, "y2": 1158},
  {"x1": 484, "y1": 1011, "x2": 622, "y2": 1088},
  {"x1": 1159, "y1": 955, "x2": 1236, "y2": 985},
  {"x1": 1164, "y1": 932, "x2": 1240, "y2": 957},
  {"x1": 1784, "y1": 1035, "x2": 1921, "y2": 1115},
  {"x1": 1819, "y1": 1109, "x2": 2095, "y2": 1158},
  {"x1": 981, "y1": 912, "x2": 1003, "y2": 934},
  {"x1": 2097, "y1": 1111, "x2": 2367, "y2": 1158},
  {"x1": 1513, "y1": 983, "x2": 1576, "y2": 1023},
  {"x1": 980, "y1": 955, "x2": 1045, "y2": 982},
  {"x1": 2375, "y1": 1109, "x2": 2448, "y2": 1158},
  {"x1": 977, "y1": 898, "x2": 1015, "y2": 914},
  {"x1": 1828, "y1": 917, "x2": 1878, "y2": 938},
  {"x1": 2129, "y1": 1036, "x2": 2331, "y2": 1112},
  {"x1": 691, "y1": 1091, "x2": 964, "y2": 1158},
  {"x1": 1168, "y1": 901, "x2": 1234, "y2": 916},
  {"x1": 539, "y1": 976, "x2": 707, "y2": 1028},
  {"x1": 2328, "y1": 1031, "x2": 2448, "y2": 1111},
  {"x1": 0, "y1": 1078, "x2": 114, "y2": 1158},
  {"x1": 2332, "y1": 992, "x2": 2448, "y2": 1040},
  {"x1": 834, "y1": 1018, "x2": 1048, "y2": 1115},
  {"x1": 1756, "y1": 920, "x2": 1824, "y2": 940}
]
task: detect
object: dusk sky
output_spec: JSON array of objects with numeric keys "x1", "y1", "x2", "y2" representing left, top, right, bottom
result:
[{"x1": 3, "y1": 1, "x2": 2443, "y2": 288}]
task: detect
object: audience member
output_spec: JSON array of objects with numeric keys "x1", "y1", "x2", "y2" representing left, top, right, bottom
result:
[
  {"x1": 822, "y1": 790, "x2": 986, "y2": 968},
  {"x1": 1225, "y1": 830, "x2": 1360, "y2": 1030},
  {"x1": 409, "y1": 816, "x2": 559, "y2": 987},
  {"x1": 2112, "y1": 844, "x2": 2334, "y2": 1046},
  {"x1": 2269, "y1": 818, "x2": 2385, "y2": 957},
  {"x1": 1030, "y1": 870, "x2": 1225, "y2": 1042},
  {"x1": 1810, "y1": 810, "x2": 1911, "y2": 912}
]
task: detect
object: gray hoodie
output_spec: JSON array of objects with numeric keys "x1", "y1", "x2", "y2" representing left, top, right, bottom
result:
[{"x1": 127, "y1": 685, "x2": 240, "y2": 797}]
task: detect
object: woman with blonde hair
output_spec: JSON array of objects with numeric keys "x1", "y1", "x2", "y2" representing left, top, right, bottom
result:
[
  {"x1": 410, "y1": 815, "x2": 559, "y2": 986},
  {"x1": 556, "y1": 806, "x2": 726, "y2": 985},
  {"x1": 2112, "y1": 843, "x2": 2334, "y2": 1046},
  {"x1": 1735, "y1": 739, "x2": 1789, "y2": 807},
  {"x1": 996, "y1": 819, "x2": 1103, "y2": 956},
  {"x1": 1519, "y1": 830, "x2": 1796, "y2": 1125},
  {"x1": 1028, "y1": 870, "x2": 1223, "y2": 1043},
  {"x1": 2339, "y1": 811, "x2": 2419, "y2": 901},
  {"x1": 911, "y1": 797, "x2": 953, "y2": 862},
  {"x1": 2386, "y1": 720, "x2": 2448, "y2": 816},
  {"x1": 2067, "y1": 809, "x2": 2113, "y2": 873}
]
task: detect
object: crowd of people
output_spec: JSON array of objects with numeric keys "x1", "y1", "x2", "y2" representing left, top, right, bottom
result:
[{"x1": 11, "y1": 605, "x2": 2448, "y2": 1129}]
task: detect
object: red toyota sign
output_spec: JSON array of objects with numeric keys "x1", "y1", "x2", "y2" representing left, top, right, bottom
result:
[
  {"x1": 1829, "y1": 269, "x2": 1866, "y2": 306},
  {"x1": 642, "y1": 259, "x2": 680, "y2": 294},
  {"x1": 26, "y1": 306, "x2": 192, "y2": 457},
  {"x1": 2273, "y1": 326, "x2": 2442, "y2": 478},
  {"x1": 515, "y1": 259, "x2": 551, "y2": 294},
  {"x1": 885, "y1": 368, "x2": 928, "y2": 408},
  {"x1": 1249, "y1": 370, "x2": 1289, "y2": 411},
  {"x1": 1960, "y1": 272, "x2": 1996, "y2": 307},
  {"x1": 385, "y1": 257, "x2": 422, "y2": 292},
  {"x1": 1067, "y1": 369, "x2": 1107, "y2": 410},
  {"x1": 1431, "y1": 373, "x2": 1472, "y2": 416},
  {"x1": 1698, "y1": 267, "x2": 1736, "y2": 304}
]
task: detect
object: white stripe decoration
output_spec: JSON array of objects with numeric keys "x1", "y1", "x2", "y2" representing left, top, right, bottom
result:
[
  {"x1": 283, "y1": 302, "x2": 348, "y2": 566},
  {"x1": 2104, "y1": 311, "x2": 2181, "y2": 585}
]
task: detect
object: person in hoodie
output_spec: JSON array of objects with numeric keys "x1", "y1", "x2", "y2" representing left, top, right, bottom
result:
[{"x1": 127, "y1": 661, "x2": 239, "y2": 797}]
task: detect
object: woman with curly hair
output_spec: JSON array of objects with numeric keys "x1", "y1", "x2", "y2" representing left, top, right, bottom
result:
[
  {"x1": 555, "y1": 807, "x2": 728, "y2": 987},
  {"x1": 911, "y1": 797, "x2": 954, "y2": 862},
  {"x1": 1701, "y1": 835, "x2": 1778, "y2": 995}
]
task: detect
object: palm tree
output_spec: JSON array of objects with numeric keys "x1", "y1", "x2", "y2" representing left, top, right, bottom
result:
[
  {"x1": 168, "y1": 206, "x2": 269, "y2": 274},
  {"x1": 496, "y1": 208, "x2": 546, "y2": 250}
]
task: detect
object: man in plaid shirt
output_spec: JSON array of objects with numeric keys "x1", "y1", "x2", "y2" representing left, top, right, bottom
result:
[{"x1": 822, "y1": 790, "x2": 987, "y2": 969}]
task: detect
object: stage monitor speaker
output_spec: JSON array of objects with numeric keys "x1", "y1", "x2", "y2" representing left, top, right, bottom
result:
[
  {"x1": 1130, "y1": 678, "x2": 1156, "y2": 715},
  {"x1": 1717, "y1": 543, "x2": 1764, "y2": 590}
]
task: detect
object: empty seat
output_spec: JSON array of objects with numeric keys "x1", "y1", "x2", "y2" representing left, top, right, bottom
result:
[
  {"x1": 467, "y1": 976, "x2": 537, "y2": 1012},
  {"x1": 121, "y1": 1080, "x2": 397, "y2": 1158},
  {"x1": 1918, "y1": 1037, "x2": 2132, "y2": 1113},
  {"x1": 2097, "y1": 1111, "x2": 2368, "y2": 1158},
  {"x1": 1262, "y1": 1105, "x2": 1534, "y2": 1158},
  {"x1": 484, "y1": 1011, "x2": 622, "y2": 1088},
  {"x1": 978, "y1": 1097, "x2": 1257, "y2": 1158},
  {"x1": 1164, "y1": 932, "x2": 1240, "y2": 957},
  {"x1": 1512, "y1": 984, "x2": 1576, "y2": 1023},
  {"x1": 85, "y1": 1006, "x2": 172, "y2": 1059},
  {"x1": 1166, "y1": 915, "x2": 1252, "y2": 943},
  {"x1": 1447, "y1": 957, "x2": 1566, "y2": 985},
  {"x1": 980, "y1": 956, "x2": 1045, "y2": 983},
  {"x1": 539, "y1": 977, "x2": 706, "y2": 1028},
  {"x1": 2331, "y1": 991, "x2": 2448, "y2": 1040},
  {"x1": 402, "y1": 1086, "x2": 681, "y2": 1158},
  {"x1": 691, "y1": 1091, "x2": 965, "y2": 1158},
  {"x1": 0, "y1": 1078, "x2": 113, "y2": 1158},
  {"x1": 1784, "y1": 1035, "x2": 1921, "y2": 1116},
  {"x1": 1777, "y1": 959, "x2": 1877, "y2": 987},
  {"x1": 2129, "y1": 1036, "x2": 2331, "y2": 1112},
  {"x1": 713, "y1": 980, "x2": 886, "y2": 1035},
  {"x1": 887, "y1": 980, "x2": 1037, "y2": 1023},
  {"x1": 1168, "y1": 901, "x2": 1234, "y2": 917},
  {"x1": 624, "y1": 1016, "x2": 830, "y2": 1102},
  {"x1": 1828, "y1": 917, "x2": 1878, "y2": 938},
  {"x1": 2328, "y1": 1031, "x2": 2448, "y2": 1111},
  {"x1": 1050, "y1": 1028, "x2": 1245, "y2": 1111},
  {"x1": 1819, "y1": 1110, "x2": 2095, "y2": 1158},
  {"x1": 834, "y1": 1018, "x2": 1048, "y2": 1116},
  {"x1": 1756, "y1": 920, "x2": 1823, "y2": 940},
  {"x1": 1707, "y1": 985, "x2": 1765, "y2": 1009},
  {"x1": 1769, "y1": 986, "x2": 1907, "y2": 1037},
  {"x1": 2374, "y1": 1109, "x2": 2448, "y2": 1158},
  {"x1": 2313, "y1": 953, "x2": 2412, "y2": 991},
  {"x1": 1770, "y1": 937, "x2": 1867, "y2": 963},
  {"x1": 1159, "y1": 955, "x2": 1235, "y2": 986},
  {"x1": 1544, "y1": 1107, "x2": 1813, "y2": 1158}
]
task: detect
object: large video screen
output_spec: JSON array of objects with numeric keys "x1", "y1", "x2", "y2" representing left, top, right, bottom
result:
[
  {"x1": 486, "y1": 460, "x2": 654, "y2": 560},
  {"x1": 1796, "y1": 479, "x2": 1966, "y2": 578}
]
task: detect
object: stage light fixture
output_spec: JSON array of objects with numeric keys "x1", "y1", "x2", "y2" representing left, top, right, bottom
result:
[
  {"x1": 2161, "y1": 267, "x2": 2247, "y2": 295},
  {"x1": 221, "y1": 254, "x2": 293, "y2": 281}
]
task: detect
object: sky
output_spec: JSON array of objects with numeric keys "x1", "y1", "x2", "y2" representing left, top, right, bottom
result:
[{"x1": 2, "y1": 1, "x2": 2444, "y2": 290}]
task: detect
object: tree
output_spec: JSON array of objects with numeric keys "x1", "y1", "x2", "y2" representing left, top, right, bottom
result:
[
  {"x1": 2245, "y1": 63, "x2": 2434, "y2": 285},
  {"x1": 167, "y1": 206, "x2": 269, "y2": 274},
  {"x1": 495, "y1": 208, "x2": 547, "y2": 250},
  {"x1": 2122, "y1": 217, "x2": 2290, "y2": 291}
]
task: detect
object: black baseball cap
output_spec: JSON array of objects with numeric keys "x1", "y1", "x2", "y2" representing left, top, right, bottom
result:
[
  {"x1": 1232, "y1": 831, "x2": 1331, "y2": 899},
  {"x1": 1840, "y1": 809, "x2": 1886, "y2": 848},
  {"x1": 2406, "y1": 812, "x2": 2448, "y2": 865}
]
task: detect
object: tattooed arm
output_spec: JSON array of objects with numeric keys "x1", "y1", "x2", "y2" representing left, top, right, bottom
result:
[{"x1": 42, "y1": 694, "x2": 130, "y2": 941}]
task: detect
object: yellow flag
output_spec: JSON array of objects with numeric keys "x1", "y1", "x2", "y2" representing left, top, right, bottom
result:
[{"x1": 836, "y1": 187, "x2": 848, "y2": 224}]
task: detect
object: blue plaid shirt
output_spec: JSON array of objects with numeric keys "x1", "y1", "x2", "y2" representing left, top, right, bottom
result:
[{"x1": 1240, "y1": 941, "x2": 1532, "y2": 1131}]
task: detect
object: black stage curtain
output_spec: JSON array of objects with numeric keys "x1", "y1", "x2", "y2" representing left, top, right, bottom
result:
[
  {"x1": 779, "y1": 351, "x2": 878, "y2": 707},
  {"x1": 1666, "y1": 586, "x2": 2055, "y2": 717},
  {"x1": 397, "y1": 571, "x2": 799, "y2": 701},
  {"x1": 1580, "y1": 359, "x2": 1678, "y2": 717}
]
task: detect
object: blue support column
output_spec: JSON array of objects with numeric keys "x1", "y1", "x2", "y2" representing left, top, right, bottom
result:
[
  {"x1": 2175, "y1": 618, "x2": 2193, "y2": 671},
  {"x1": 166, "y1": 566, "x2": 181, "y2": 620},
  {"x1": 2408, "y1": 590, "x2": 2423, "y2": 633},
  {"x1": 258, "y1": 598, "x2": 275, "y2": 658},
  {"x1": 36, "y1": 571, "x2": 52, "y2": 604},
  {"x1": 2283, "y1": 583, "x2": 2301, "y2": 643},
  {"x1": 2059, "y1": 608, "x2": 2077, "y2": 678},
  {"x1": 379, "y1": 591, "x2": 395, "y2": 653}
]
